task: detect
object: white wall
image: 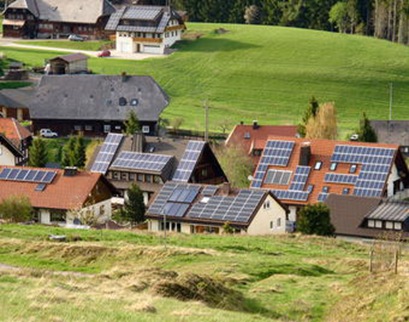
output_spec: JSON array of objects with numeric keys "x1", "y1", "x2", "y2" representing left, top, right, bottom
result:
[
  {"x1": 247, "y1": 194, "x2": 288, "y2": 235},
  {"x1": 66, "y1": 199, "x2": 112, "y2": 225},
  {"x1": 39, "y1": 209, "x2": 50, "y2": 224},
  {"x1": 116, "y1": 34, "x2": 134, "y2": 53},
  {"x1": 67, "y1": 60, "x2": 87, "y2": 74},
  {"x1": 387, "y1": 164, "x2": 401, "y2": 197},
  {"x1": 0, "y1": 144, "x2": 16, "y2": 166},
  {"x1": 288, "y1": 206, "x2": 297, "y2": 222},
  {"x1": 163, "y1": 29, "x2": 182, "y2": 47}
]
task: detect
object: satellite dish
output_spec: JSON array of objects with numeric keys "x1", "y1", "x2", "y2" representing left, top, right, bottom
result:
[{"x1": 247, "y1": 175, "x2": 254, "y2": 181}]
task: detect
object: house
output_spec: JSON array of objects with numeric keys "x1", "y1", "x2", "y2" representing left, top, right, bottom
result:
[
  {"x1": 0, "y1": 118, "x2": 32, "y2": 165},
  {"x1": 370, "y1": 120, "x2": 409, "y2": 157},
  {"x1": 325, "y1": 194, "x2": 409, "y2": 239},
  {"x1": 89, "y1": 132, "x2": 228, "y2": 204},
  {"x1": 105, "y1": 5, "x2": 186, "y2": 54},
  {"x1": 29, "y1": 74, "x2": 169, "y2": 136},
  {"x1": 2, "y1": 0, "x2": 115, "y2": 39},
  {"x1": 225, "y1": 121, "x2": 298, "y2": 166},
  {"x1": 250, "y1": 136, "x2": 409, "y2": 222},
  {"x1": 0, "y1": 88, "x2": 34, "y2": 121},
  {"x1": 48, "y1": 53, "x2": 89, "y2": 75},
  {"x1": 0, "y1": 166, "x2": 115, "y2": 224},
  {"x1": 146, "y1": 181, "x2": 290, "y2": 235}
]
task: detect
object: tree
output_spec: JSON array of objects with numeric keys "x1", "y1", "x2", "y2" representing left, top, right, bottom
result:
[
  {"x1": 215, "y1": 144, "x2": 253, "y2": 188},
  {"x1": 125, "y1": 110, "x2": 141, "y2": 135},
  {"x1": 62, "y1": 136, "x2": 76, "y2": 167},
  {"x1": 29, "y1": 138, "x2": 48, "y2": 167},
  {"x1": 0, "y1": 195, "x2": 33, "y2": 222},
  {"x1": 170, "y1": 117, "x2": 185, "y2": 131},
  {"x1": 297, "y1": 96, "x2": 320, "y2": 138},
  {"x1": 73, "y1": 135, "x2": 87, "y2": 168},
  {"x1": 357, "y1": 112, "x2": 378, "y2": 142},
  {"x1": 329, "y1": 2, "x2": 350, "y2": 33},
  {"x1": 305, "y1": 102, "x2": 338, "y2": 140},
  {"x1": 297, "y1": 203, "x2": 335, "y2": 236},
  {"x1": 244, "y1": 5, "x2": 261, "y2": 24},
  {"x1": 123, "y1": 183, "x2": 145, "y2": 224}
]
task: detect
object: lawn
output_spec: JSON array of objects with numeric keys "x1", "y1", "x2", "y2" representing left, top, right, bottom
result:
[
  {"x1": 15, "y1": 39, "x2": 113, "y2": 51},
  {"x1": 0, "y1": 224, "x2": 408, "y2": 321},
  {"x1": 2, "y1": 23, "x2": 409, "y2": 136}
]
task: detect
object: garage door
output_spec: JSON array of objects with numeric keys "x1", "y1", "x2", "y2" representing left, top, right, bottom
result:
[
  {"x1": 143, "y1": 45, "x2": 162, "y2": 54},
  {"x1": 119, "y1": 41, "x2": 132, "y2": 53}
]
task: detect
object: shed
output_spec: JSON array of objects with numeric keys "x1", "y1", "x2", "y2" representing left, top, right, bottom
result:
[{"x1": 48, "y1": 53, "x2": 89, "y2": 75}]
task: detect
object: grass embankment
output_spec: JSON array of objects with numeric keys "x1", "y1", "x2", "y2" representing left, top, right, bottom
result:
[
  {"x1": 15, "y1": 40, "x2": 112, "y2": 51},
  {"x1": 2, "y1": 23, "x2": 409, "y2": 135},
  {"x1": 0, "y1": 224, "x2": 408, "y2": 321}
]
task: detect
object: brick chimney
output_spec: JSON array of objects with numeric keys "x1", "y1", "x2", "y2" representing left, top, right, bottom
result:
[
  {"x1": 299, "y1": 142, "x2": 311, "y2": 166},
  {"x1": 220, "y1": 182, "x2": 231, "y2": 196}
]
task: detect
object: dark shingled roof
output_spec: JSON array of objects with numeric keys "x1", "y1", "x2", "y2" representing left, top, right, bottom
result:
[
  {"x1": 29, "y1": 75, "x2": 169, "y2": 122},
  {"x1": 0, "y1": 88, "x2": 34, "y2": 108},
  {"x1": 370, "y1": 120, "x2": 409, "y2": 146},
  {"x1": 49, "y1": 53, "x2": 89, "y2": 63},
  {"x1": 365, "y1": 200, "x2": 409, "y2": 222}
]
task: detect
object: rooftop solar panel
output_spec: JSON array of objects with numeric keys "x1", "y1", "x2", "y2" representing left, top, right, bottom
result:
[
  {"x1": 110, "y1": 151, "x2": 173, "y2": 173},
  {"x1": 0, "y1": 168, "x2": 57, "y2": 184},
  {"x1": 172, "y1": 141, "x2": 206, "y2": 182},
  {"x1": 90, "y1": 133, "x2": 124, "y2": 174}
]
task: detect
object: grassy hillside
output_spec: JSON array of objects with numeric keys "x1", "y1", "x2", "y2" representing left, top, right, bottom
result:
[
  {"x1": 2, "y1": 23, "x2": 409, "y2": 135},
  {"x1": 0, "y1": 224, "x2": 408, "y2": 321}
]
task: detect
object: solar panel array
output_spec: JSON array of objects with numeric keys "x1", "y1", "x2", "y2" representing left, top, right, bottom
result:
[
  {"x1": 111, "y1": 151, "x2": 172, "y2": 172},
  {"x1": 317, "y1": 193, "x2": 328, "y2": 202},
  {"x1": 264, "y1": 169, "x2": 292, "y2": 185},
  {"x1": 157, "y1": 13, "x2": 171, "y2": 32},
  {"x1": 105, "y1": 8, "x2": 125, "y2": 30},
  {"x1": 271, "y1": 189, "x2": 309, "y2": 202},
  {"x1": 251, "y1": 140, "x2": 295, "y2": 188},
  {"x1": 188, "y1": 189, "x2": 265, "y2": 223},
  {"x1": 324, "y1": 173, "x2": 358, "y2": 185},
  {"x1": 172, "y1": 141, "x2": 206, "y2": 182},
  {"x1": 331, "y1": 145, "x2": 395, "y2": 198},
  {"x1": 90, "y1": 133, "x2": 123, "y2": 174},
  {"x1": 0, "y1": 168, "x2": 57, "y2": 184},
  {"x1": 201, "y1": 185, "x2": 219, "y2": 196},
  {"x1": 289, "y1": 166, "x2": 311, "y2": 191},
  {"x1": 123, "y1": 7, "x2": 162, "y2": 20}
]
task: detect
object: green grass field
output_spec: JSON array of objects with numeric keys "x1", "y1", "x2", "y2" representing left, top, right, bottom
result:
[
  {"x1": 0, "y1": 224, "x2": 408, "y2": 321},
  {"x1": 2, "y1": 23, "x2": 409, "y2": 135},
  {"x1": 15, "y1": 39, "x2": 112, "y2": 51}
]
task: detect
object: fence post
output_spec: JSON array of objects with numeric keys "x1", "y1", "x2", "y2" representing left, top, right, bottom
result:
[
  {"x1": 369, "y1": 249, "x2": 373, "y2": 273},
  {"x1": 394, "y1": 249, "x2": 398, "y2": 274}
]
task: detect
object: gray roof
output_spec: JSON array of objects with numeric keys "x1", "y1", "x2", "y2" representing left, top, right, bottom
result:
[
  {"x1": 0, "y1": 88, "x2": 34, "y2": 108},
  {"x1": 370, "y1": 120, "x2": 409, "y2": 146},
  {"x1": 29, "y1": 75, "x2": 169, "y2": 122},
  {"x1": 105, "y1": 5, "x2": 181, "y2": 33},
  {"x1": 365, "y1": 200, "x2": 409, "y2": 222},
  {"x1": 49, "y1": 53, "x2": 89, "y2": 63},
  {"x1": 7, "y1": 0, "x2": 115, "y2": 23}
]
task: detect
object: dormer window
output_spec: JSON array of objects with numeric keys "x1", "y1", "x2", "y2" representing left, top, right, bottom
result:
[
  {"x1": 244, "y1": 132, "x2": 250, "y2": 139},
  {"x1": 314, "y1": 161, "x2": 323, "y2": 170},
  {"x1": 349, "y1": 164, "x2": 357, "y2": 173},
  {"x1": 342, "y1": 188, "x2": 350, "y2": 195}
]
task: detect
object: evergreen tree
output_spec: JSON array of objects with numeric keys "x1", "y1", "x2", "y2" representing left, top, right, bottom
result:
[
  {"x1": 358, "y1": 112, "x2": 378, "y2": 142},
  {"x1": 28, "y1": 138, "x2": 48, "y2": 168},
  {"x1": 62, "y1": 136, "x2": 76, "y2": 167},
  {"x1": 125, "y1": 110, "x2": 141, "y2": 135},
  {"x1": 297, "y1": 203, "x2": 335, "y2": 236},
  {"x1": 74, "y1": 135, "x2": 87, "y2": 168},
  {"x1": 123, "y1": 183, "x2": 146, "y2": 224},
  {"x1": 297, "y1": 96, "x2": 319, "y2": 137}
]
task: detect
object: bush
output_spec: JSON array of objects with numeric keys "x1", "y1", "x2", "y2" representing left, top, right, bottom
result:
[
  {"x1": 297, "y1": 203, "x2": 335, "y2": 236},
  {"x1": 0, "y1": 196, "x2": 33, "y2": 223}
]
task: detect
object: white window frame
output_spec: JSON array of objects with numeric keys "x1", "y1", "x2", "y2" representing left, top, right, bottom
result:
[{"x1": 142, "y1": 125, "x2": 150, "y2": 133}]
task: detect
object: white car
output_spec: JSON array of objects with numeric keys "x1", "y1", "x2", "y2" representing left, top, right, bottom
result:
[
  {"x1": 39, "y1": 129, "x2": 58, "y2": 138},
  {"x1": 68, "y1": 34, "x2": 84, "y2": 42}
]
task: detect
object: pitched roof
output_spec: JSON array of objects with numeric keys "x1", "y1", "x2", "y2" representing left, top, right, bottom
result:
[
  {"x1": 0, "y1": 166, "x2": 106, "y2": 210},
  {"x1": 0, "y1": 118, "x2": 31, "y2": 148},
  {"x1": 370, "y1": 120, "x2": 409, "y2": 146},
  {"x1": 147, "y1": 182, "x2": 283, "y2": 226},
  {"x1": 105, "y1": 5, "x2": 184, "y2": 33},
  {"x1": 365, "y1": 199, "x2": 409, "y2": 222},
  {"x1": 251, "y1": 136, "x2": 406, "y2": 205},
  {"x1": 0, "y1": 88, "x2": 34, "y2": 109},
  {"x1": 7, "y1": 0, "x2": 115, "y2": 23},
  {"x1": 49, "y1": 53, "x2": 89, "y2": 63},
  {"x1": 29, "y1": 75, "x2": 169, "y2": 122},
  {"x1": 225, "y1": 124, "x2": 298, "y2": 165}
]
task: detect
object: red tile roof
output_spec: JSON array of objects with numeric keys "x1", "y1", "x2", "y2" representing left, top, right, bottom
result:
[
  {"x1": 0, "y1": 118, "x2": 31, "y2": 148},
  {"x1": 226, "y1": 124, "x2": 298, "y2": 165},
  {"x1": 254, "y1": 136, "x2": 402, "y2": 206},
  {"x1": 0, "y1": 166, "x2": 105, "y2": 210}
]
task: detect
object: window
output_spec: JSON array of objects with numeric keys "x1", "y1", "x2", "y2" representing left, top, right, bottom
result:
[
  {"x1": 349, "y1": 164, "x2": 357, "y2": 173},
  {"x1": 277, "y1": 218, "x2": 281, "y2": 227},
  {"x1": 244, "y1": 132, "x2": 250, "y2": 139},
  {"x1": 154, "y1": 175, "x2": 161, "y2": 183},
  {"x1": 307, "y1": 184, "x2": 314, "y2": 193},
  {"x1": 146, "y1": 174, "x2": 153, "y2": 183},
  {"x1": 119, "y1": 97, "x2": 127, "y2": 106},
  {"x1": 142, "y1": 125, "x2": 150, "y2": 134},
  {"x1": 322, "y1": 186, "x2": 329, "y2": 193},
  {"x1": 129, "y1": 173, "x2": 136, "y2": 181},
  {"x1": 253, "y1": 149, "x2": 262, "y2": 156},
  {"x1": 121, "y1": 172, "x2": 128, "y2": 180},
  {"x1": 375, "y1": 220, "x2": 382, "y2": 228},
  {"x1": 99, "y1": 205, "x2": 105, "y2": 216},
  {"x1": 342, "y1": 188, "x2": 350, "y2": 195},
  {"x1": 330, "y1": 162, "x2": 337, "y2": 171},
  {"x1": 130, "y1": 98, "x2": 139, "y2": 106},
  {"x1": 113, "y1": 172, "x2": 120, "y2": 180},
  {"x1": 137, "y1": 174, "x2": 144, "y2": 182},
  {"x1": 103, "y1": 124, "x2": 111, "y2": 133},
  {"x1": 385, "y1": 221, "x2": 393, "y2": 229},
  {"x1": 74, "y1": 125, "x2": 82, "y2": 131},
  {"x1": 368, "y1": 220, "x2": 375, "y2": 228},
  {"x1": 85, "y1": 125, "x2": 93, "y2": 131},
  {"x1": 264, "y1": 201, "x2": 270, "y2": 209},
  {"x1": 314, "y1": 161, "x2": 323, "y2": 170},
  {"x1": 264, "y1": 169, "x2": 292, "y2": 185},
  {"x1": 270, "y1": 221, "x2": 274, "y2": 229},
  {"x1": 394, "y1": 222, "x2": 402, "y2": 230}
]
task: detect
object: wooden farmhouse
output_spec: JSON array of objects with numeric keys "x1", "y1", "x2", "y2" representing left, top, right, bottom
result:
[
  {"x1": 0, "y1": 88, "x2": 33, "y2": 121},
  {"x1": 2, "y1": 0, "x2": 115, "y2": 39},
  {"x1": 48, "y1": 53, "x2": 89, "y2": 75}
]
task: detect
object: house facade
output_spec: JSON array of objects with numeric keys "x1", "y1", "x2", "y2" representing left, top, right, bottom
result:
[
  {"x1": 0, "y1": 118, "x2": 32, "y2": 166},
  {"x1": 0, "y1": 166, "x2": 115, "y2": 225},
  {"x1": 29, "y1": 75, "x2": 169, "y2": 136},
  {"x1": 250, "y1": 136, "x2": 409, "y2": 222},
  {"x1": 48, "y1": 53, "x2": 89, "y2": 75},
  {"x1": 3, "y1": 0, "x2": 115, "y2": 39},
  {"x1": 146, "y1": 182, "x2": 290, "y2": 235},
  {"x1": 0, "y1": 88, "x2": 33, "y2": 121},
  {"x1": 105, "y1": 6, "x2": 186, "y2": 54}
]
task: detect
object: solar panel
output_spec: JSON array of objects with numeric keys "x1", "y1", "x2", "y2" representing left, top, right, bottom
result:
[
  {"x1": 289, "y1": 166, "x2": 311, "y2": 191},
  {"x1": 271, "y1": 189, "x2": 309, "y2": 202},
  {"x1": 90, "y1": 133, "x2": 124, "y2": 174},
  {"x1": 324, "y1": 173, "x2": 358, "y2": 185},
  {"x1": 201, "y1": 185, "x2": 219, "y2": 196},
  {"x1": 317, "y1": 193, "x2": 328, "y2": 202},
  {"x1": 172, "y1": 141, "x2": 206, "y2": 182},
  {"x1": 111, "y1": 151, "x2": 173, "y2": 173},
  {"x1": 251, "y1": 140, "x2": 295, "y2": 188},
  {"x1": 264, "y1": 169, "x2": 292, "y2": 185},
  {"x1": 0, "y1": 168, "x2": 57, "y2": 184}
]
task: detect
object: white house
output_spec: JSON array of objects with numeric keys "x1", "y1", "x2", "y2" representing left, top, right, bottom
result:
[
  {"x1": 146, "y1": 182, "x2": 290, "y2": 235},
  {"x1": 105, "y1": 6, "x2": 186, "y2": 54}
]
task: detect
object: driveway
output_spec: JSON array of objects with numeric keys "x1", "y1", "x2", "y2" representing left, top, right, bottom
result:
[{"x1": 0, "y1": 37, "x2": 166, "y2": 61}]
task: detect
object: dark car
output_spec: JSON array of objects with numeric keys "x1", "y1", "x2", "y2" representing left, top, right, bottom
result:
[{"x1": 98, "y1": 50, "x2": 111, "y2": 57}]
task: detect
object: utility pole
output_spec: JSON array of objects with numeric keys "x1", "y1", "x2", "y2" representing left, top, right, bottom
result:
[
  {"x1": 163, "y1": 212, "x2": 167, "y2": 249},
  {"x1": 203, "y1": 99, "x2": 210, "y2": 142},
  {"x1": 389, "y1": 83, "x2": 393, "y2": 121}
]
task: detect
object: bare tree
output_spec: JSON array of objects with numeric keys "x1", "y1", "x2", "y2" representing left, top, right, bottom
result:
[{"x1": 305, "y1": 102, "x2": 338, "y2": 140}]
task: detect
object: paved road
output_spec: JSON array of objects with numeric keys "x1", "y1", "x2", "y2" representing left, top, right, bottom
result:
[{"x1": 0, "y1": 37, "x2": 165, "y2": 61}]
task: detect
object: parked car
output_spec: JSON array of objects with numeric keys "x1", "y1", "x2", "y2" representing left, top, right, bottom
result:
[
  {"x1": 350, "y1": 134, "x2": 359, "y2": 141},
  {"x1": 39, "y1": 129, "x2": 58, "y2": 138},
  {"x1": 98, "y1": 50, "x2": 111, "y2": 57},
  {"x1": 68, "y1": 34, "x2": 84, "y2": 42}
]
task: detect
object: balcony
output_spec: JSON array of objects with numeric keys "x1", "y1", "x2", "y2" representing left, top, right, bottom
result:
[{"x1": 132, "y1": 37, "x2": 162, "y2": 44}]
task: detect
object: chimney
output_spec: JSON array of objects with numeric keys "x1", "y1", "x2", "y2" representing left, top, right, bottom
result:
[
  {"x1": 240, "y1": 121, "x2": 244, "y2": 125},
  {"x1": 220, "y1": 182, "x2": 231, "y2": 196},
  {"x1": 299, "y1": 142, "x2": 311, "y2": 166},
  {"x1": 121, "y1": 71, "x2": 128, "y2": 82},
  {"x1": 252, "y1": 120, "x2": 259, "y2": 130},
  {"x1": 64, "y1": 166, "x2": 78, "y2": 177}
]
